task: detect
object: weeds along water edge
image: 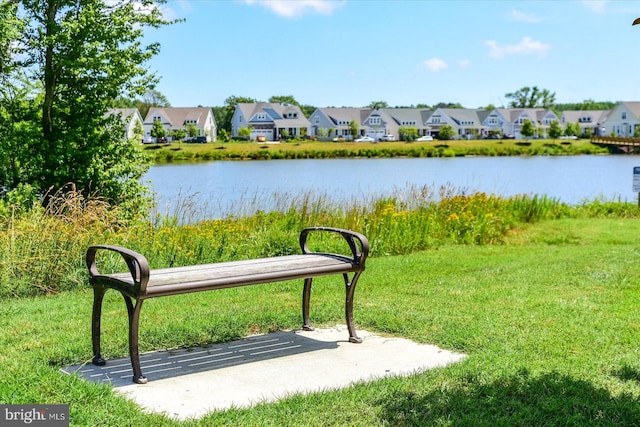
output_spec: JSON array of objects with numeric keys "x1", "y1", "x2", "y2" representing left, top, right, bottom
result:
[{"x1": 1, "y1": 184, "x2": 639, "y2": 298}]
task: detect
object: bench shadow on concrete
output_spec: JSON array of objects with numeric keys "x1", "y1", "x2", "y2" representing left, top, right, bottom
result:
[{"x1": 62, "y1": 330, "x2": 339, "y2": 388}]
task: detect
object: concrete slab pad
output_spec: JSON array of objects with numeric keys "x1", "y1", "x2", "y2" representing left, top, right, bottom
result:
[{"x1": 63, "y1": 326, "x2": 465, "y2": 420}]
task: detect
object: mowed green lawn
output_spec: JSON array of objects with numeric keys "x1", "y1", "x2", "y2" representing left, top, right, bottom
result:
[{"x1": 2, "y1": 218, "x2": 640, "y2": 425}]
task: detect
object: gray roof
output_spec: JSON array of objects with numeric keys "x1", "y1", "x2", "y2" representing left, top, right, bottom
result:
[
  {"x1": 144, "y1": 107, "x2": 213, "y2": 128},
  {"x1": 561, "y1": 110, "x2": 609, "y2": 124},
  {"x1": 237, "y1": 103, "x2": 309, "y2": 125},
  {"x1": 379, "y1": 108, "x2": 425, "y2": 126},
  {"x1": 621, "y1": 102, "x2": 640, "y2": 118},
  {"x1": 318, "y1": 108, "x2": 371, "y2": 125},
  {"x1": 106, "y1": 108, "x2": 141, "y2": 120}
]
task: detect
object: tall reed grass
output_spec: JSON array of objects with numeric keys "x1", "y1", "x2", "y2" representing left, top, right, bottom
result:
[{"x1": 0, "y1": 185, "x2": 637, "y2": 298}]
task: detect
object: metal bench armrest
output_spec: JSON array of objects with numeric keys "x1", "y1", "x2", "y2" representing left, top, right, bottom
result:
[
  {"x1": 299, "y1": 227, "x2": 369, "y2": 267},
  {"x1": 86, "y1": 245, "x2": 151, "y2": 294}
]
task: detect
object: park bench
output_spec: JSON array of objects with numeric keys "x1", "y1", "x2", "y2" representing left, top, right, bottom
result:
[{"x1": 86, "y1": 227, "x2": 369, "y2": 384}]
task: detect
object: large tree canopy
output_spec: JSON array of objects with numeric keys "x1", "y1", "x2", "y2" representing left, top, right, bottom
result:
[
  {"x1": 505, "y1": 86, "x2": 556, "y2": 109},
  {"x1": 212, "y1": 95, "x2": 257, "y2": 133},
  {"x1": 0, "y1": 0, "x2": 174, "y2": 213}
]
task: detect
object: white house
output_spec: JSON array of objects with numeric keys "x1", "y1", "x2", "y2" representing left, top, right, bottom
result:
[
  {"x1": 599, "y1": 102, "x2": 640, "y2": 137},
  {"x1": 560, "y1": 110, "x2": 609, "y2": 136},
  {"x1": 106, "y1": 108, "x2": 143, "y2": 141},
  {"x1": 144, "y1": 107, "x2": 217, "y2": 142}
]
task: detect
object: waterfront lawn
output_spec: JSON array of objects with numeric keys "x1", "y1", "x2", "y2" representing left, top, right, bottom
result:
[
  {"x1": 2, "y1": 218, "x2": 640, "y2": 425},
  {"x1": 145, "y1": 138, "x2": 607, "y2": 162}
]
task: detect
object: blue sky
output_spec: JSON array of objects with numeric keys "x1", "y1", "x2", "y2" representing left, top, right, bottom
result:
[{"x1": 145, "y1": 0, "x2": 640, "y2": 109}]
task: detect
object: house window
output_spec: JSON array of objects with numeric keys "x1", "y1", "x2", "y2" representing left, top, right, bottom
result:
[
  {"x1": 256, "y1": 113, "x2": 267, "y2": 120},
  {"x1": 153, "y1": 116, "x2": 162, "y2": 122},
  {"x1": 431, "y1": 115, "x2": 441, "y2": 124},
  {"x1": 370, "y1": 117, "x2": 381, "y2": 125},
  {"x1": 314, "y1": 116, "x2": 320, "y2": 124},
  {"x1": 622, "y1": 112, "x2": 627, "y2": 120},
  {"x1": 488, "y1": 117, "x2": 497, "y2": 125}
]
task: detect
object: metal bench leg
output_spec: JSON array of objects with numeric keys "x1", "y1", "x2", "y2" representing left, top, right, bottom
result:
[
  {"x1": 344, "y1": 272, "x2": 363, "y2": 343},
  {"x1": 91, "y1": 287, "x2": 107, "y2": 366},
  {"x1": 302, "y1": 278, "x2": 315, "y2": 331},
  {"x1": 123, "y1": 296, "x2": 147, "y2": 384}
]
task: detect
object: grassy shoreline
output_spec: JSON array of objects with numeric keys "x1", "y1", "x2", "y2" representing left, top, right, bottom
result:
[{"x1": 144, "y1": 138, "x2": 609, "y2": 163}]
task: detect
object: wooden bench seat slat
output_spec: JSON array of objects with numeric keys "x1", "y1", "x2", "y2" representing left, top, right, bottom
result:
[
  {"x1": 106, "y1": 254, "x2": 354, "y2": 291},
  {"x1": 106, "y1": 254, "x2": 356, "y2": 297}
]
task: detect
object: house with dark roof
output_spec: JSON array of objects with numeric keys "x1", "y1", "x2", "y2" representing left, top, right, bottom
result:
[
  {"x1": 143, "y1": 107, "x2": 217, "y2": 142},
  {"x1": 232, "y1": 103, "x2": 310, "y2": 141}
]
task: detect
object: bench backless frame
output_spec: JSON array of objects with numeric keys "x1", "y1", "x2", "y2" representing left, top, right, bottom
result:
[{"x1": 86, "y1": 227, "x2": 369, "y2": 384}]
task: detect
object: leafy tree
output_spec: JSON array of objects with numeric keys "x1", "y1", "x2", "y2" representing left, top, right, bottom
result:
[
  {"x1": 170, "y1": 128, "x2": 186, "y2": 141},
  {"x1": 0, "y1": 0, "x2": 22, "y2": 81},
  {"x1": 367, "y1": 101, "x2": 389, "y2": 110},
  {"x1": 185, "y1": 123, "x2": 198, "y2": 138},
  {"x1": 269, "y1": 95, "x2": 299, "y2": 106},
  {"x1": 564, "y1": 122, "x2": 580, "y2": 137},
  {"x1": 137, "y1": 89, "x2": 171, "y2": 119},
  {"x1": 399, "y1": 126, "x2": 418, "y2": 141},
  {"x1": 133, "y1": 120, "x2": 144, "y2": 141},
  {"x1": 9, "y1": 0, "x2": 174, "y2": 212},
  {"x1": 433, "y1": 102, "x2": 464, "y2": 109},
  {"x1": 217, "y1": 128, "x2": 229, "y2": 142},
  {"x1": 213, "y1": 95, "x2": 257, "y2": 133},
  {"x1": 548, "y1": 120, "x2": 562, "y2": 140},
  {"x1": 150, "y1": 120, "x2": 166, "y2": 140},
  {"x1": 300, "y1": 104, "x2": 316, "y2": 118},
  {"x1": 237, "y1": 126, "x2": 251, "y2": 140},
  {"x1": 505, "y1": 86, "x2": 556, "y2": 109},
  {"x1": 348, "y1": 120, "x2": 359, "y2": 140},
  {"x1": 0, "y1": 79, "x2": 41, "y2": 192},
  {"x1": 520, "y1": 119, "x2": 536, "y2": 139},
  {"x1": 554, "y1": 99, "x2": 616, "y2": 111},
  {"x1": 416, "y1": 103, "x2": 431, "y2": 109},
  {"x1": 438, "y1": 125, "x2": 455, "y2": 140},
  {"x1": 111, "y1": 96, "x2": 137, "y2": 109}
]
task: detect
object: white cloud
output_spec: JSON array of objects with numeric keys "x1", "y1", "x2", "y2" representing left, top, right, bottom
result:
[
  {"x1": 242, "y1": 0, "x2": 345, "y2": 18},
  {"x1": 581, "y1": 0, "x2": 607, "y2": 13},
  {"x1": 423, "y1": 58, "x2": 448, "y2": 72},
  {"x1": 485, "y1": 36, "x2": 551, "y2": 59},
  {"x1": 510, "y1": 9, "x2": 540, "y2": 23},
  {"x1": 458, "y1": 59, "x2": 470, "y2": 68}
]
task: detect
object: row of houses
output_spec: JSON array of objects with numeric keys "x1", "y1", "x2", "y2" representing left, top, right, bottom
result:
[
  {"x1": 107, "y1": 107, "x2": 217, "y2": 143},
  {"x1": 110, "y1": 102, "x2": 640, "y2": 143}
]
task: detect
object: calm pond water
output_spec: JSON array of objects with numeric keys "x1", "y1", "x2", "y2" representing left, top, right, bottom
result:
[{"x1": 144, "y1": 155, "x2": 640, "y2": 220}]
